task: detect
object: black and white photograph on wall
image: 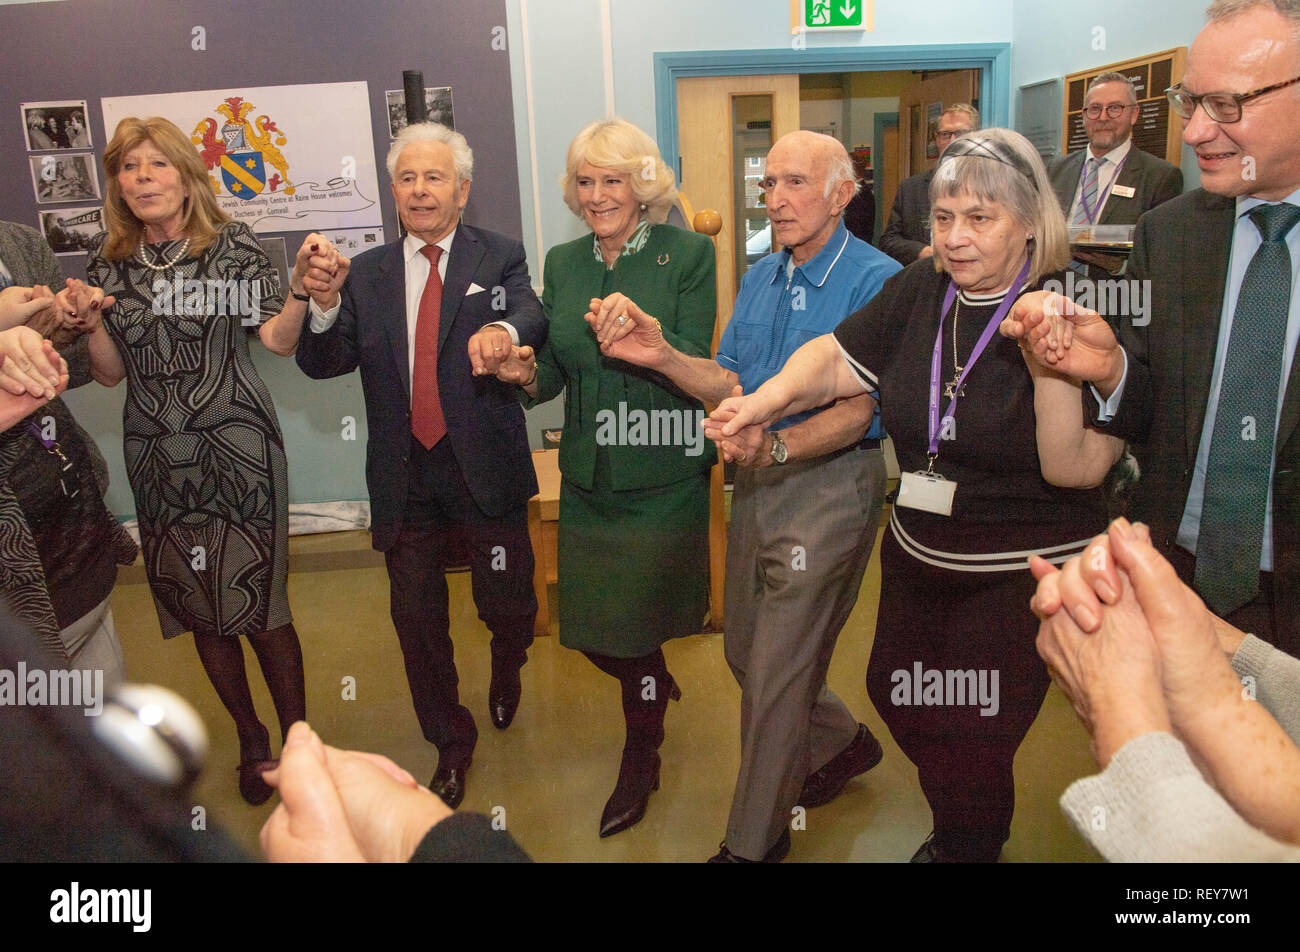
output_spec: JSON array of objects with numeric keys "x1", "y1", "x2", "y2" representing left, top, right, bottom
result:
[
  {"x1": 257, "y1": 236, "x2": 290, "y2": 291},
  {"x1": 21, "y1": 100, "x2": 92, "y2": 151},
  {"x1": 39, "y1": 205, "x2": 105, "y2": 256},
  {"x1": 29, "y1": 152, "x2": 101, "y2": 204},
  {"x1": 385, "y1": 86, "x2": 454, "y2": 138}
]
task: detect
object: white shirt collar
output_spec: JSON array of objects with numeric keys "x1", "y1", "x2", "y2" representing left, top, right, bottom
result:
[
  {"x1": 1088, "y1": 137, "x2": 1132, "y2": 166},
  {"x1": 403, "y1": 227, "x2": 456, "y2": 264},
  {"x1": 1237, "y1": 186, "x2": 1300, "y2": 218}
]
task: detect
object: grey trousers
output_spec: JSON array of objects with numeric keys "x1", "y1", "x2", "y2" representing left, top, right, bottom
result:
[{"x1": 723, "y1": 446, "x2": 886, "y2": 859}]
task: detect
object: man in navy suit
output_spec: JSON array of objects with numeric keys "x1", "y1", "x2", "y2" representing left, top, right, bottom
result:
[{"x1": 296, "y1": 123, "x2": 547, "y2": 807}]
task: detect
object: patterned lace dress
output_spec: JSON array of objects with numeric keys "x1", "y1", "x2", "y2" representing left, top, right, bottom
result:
[{"x1": 87, "y1": 221, "x2": 291, "y2": 638}]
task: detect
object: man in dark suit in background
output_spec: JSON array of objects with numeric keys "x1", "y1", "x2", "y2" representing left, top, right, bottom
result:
[
  {"x1": 878, "y1": 103, "x2": 979, "y2": 266},
  {"x1": 1048, "y1": 71, "x2": 1183, "y2": 278},
  {"x1": 1025, "y1": 0, "x2": 1300, "y2": 655},
  {"x1": 296, "y1": 123, "x2": 547, "y2": 807}
]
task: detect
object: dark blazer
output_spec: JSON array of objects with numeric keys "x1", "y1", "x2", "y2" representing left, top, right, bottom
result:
[
  {"x1": 1049, "y1": 145, "x2": 1183, "y2": 229},
  {"x1": 1084, "y1": 189, "x2": 1300, "y2": 649},
  {"x1": 879, "y1": 168, "x2": 934, "y2": 266},
  {"x1": 296, "y1": 224, "x2": 547, "y2": 551}
]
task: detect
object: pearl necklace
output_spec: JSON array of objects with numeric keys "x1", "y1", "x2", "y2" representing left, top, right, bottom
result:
[{"x1": 135, "y1": 237, "x2": 191, "y2": 272}]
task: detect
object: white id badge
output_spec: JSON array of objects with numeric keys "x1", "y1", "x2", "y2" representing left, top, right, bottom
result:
[
  {"x1": 897, "y1": 470, "x2": 957, "y2": 517},
  {"x1": 1111, "y1": 184, "x2": 1136, "y2": 198}
]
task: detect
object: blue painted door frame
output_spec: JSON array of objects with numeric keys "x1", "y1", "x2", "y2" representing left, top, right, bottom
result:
[{"x1": 654, "y1": 43, "x2": 1011, "y2": 178}]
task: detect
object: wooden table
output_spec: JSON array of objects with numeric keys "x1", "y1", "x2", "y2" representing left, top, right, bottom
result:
[{"x1": 527, "y1": 449, "x2": 561, "y2": 637}]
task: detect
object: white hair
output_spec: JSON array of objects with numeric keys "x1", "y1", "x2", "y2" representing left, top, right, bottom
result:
[{"x1": 386, "y1": 122, "x2": 473, "y2": 183}]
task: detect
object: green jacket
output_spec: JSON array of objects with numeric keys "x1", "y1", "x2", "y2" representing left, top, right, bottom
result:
[{"x1": 533, "y1": 224, "x2": 717, "y2": 491}]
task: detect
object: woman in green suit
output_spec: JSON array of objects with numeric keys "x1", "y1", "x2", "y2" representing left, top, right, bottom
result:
[{"x1": 497, "y1": 119, "x2": 715, "y2": 837}]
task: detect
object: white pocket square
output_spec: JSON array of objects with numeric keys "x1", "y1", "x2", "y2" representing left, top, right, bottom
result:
[{"x1": 466, "y1": 282, "x2": 486, "y2": 295}]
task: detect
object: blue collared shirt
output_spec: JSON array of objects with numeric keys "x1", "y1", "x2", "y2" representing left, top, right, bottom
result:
[
  {"x1": 716, "y1": 220, "x2": 900, "y2": 433},
  {"x1": 1176, "y1": 189, "x2": 1300, "y2": 570}
]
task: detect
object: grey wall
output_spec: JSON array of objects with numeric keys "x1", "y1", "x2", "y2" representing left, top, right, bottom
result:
[{"x1": 0, "y1": 0, "x2": 523, "y2": 517}]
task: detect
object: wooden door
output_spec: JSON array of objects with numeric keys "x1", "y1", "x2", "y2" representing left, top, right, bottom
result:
[
  {"x1": 676, "y1": 74, "x2": 799, "y2": 344},
  {"x1": 896, "y1": 70, "x2": 979, "y2": 180}
]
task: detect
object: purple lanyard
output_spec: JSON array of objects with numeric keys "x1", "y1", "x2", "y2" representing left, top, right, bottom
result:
[
  {"x1": 27, "y1": 420, "x2": 56, "y2": 450},
  {"x1": 927, "y1": 258, "x2": 1032, "y2": 462},
  {"x1": 1077, "y1": 150, "x2": 1129, "y2": 225}
]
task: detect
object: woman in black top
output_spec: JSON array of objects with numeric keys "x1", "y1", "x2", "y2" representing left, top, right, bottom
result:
[{"x1": 707, "y1": 129, "x2": 1124, "y2": 862}]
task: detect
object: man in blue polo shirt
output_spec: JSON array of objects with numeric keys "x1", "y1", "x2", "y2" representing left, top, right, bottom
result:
[{"x1": 594, "y1": 130, "x2": 900, "y2": 861}]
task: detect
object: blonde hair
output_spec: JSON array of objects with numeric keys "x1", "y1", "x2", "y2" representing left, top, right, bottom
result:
[
  {"x1": 929, "y1": 127, "x2": 1069, "y2": 284},
  {"x1": 560, "y1": 118, "x2": 677, "y2": 224},
  {"x1": 101, "y1": 116, "x2": 229, "y2": 261}
]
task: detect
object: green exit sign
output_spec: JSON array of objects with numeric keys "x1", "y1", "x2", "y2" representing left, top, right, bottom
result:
[{"x1": 802, "y1": 0, "x2": 867, "y2": 29}]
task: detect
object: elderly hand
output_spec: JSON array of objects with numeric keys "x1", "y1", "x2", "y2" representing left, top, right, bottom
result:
[
  {"x1": 584, "y1": 294, "x2": 668, "y2": 369},
  {"x1": 0, "y1": 285, "x2": 56, "y2": 331},
  {"x1": 293, "y1": 235, "x2": 349, "y2": 310},
  {"x1": 1001, "y1": 290, "x2": 1124, "y2": 393},
  {"x1": 261, "y1": 721, "x2": 452, "y2": 863},
  {"x1": 468, "y1": 324, "x2": 515, "y2": 376},
  {"x1": 492, "y1": 344, "x2": 537, "y2": 388},
  {"x1": 54, "y1": 278, "x2": 114, "y2": 336},
  {"x1": 1030, "y1": 540, "x2": 1172, "y2": 766},
  {"x1": 707, "y1": 386, "x2": 782, "y2": 442},
  {"x1": 702, "y1": 384, "x2": 768, "y2": 466},
  {"x1": 0, "y1": 325, "x2": 66, "y2": 400}
]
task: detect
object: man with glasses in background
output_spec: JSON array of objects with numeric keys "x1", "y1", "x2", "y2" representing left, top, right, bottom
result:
[
  {"x1": 1021, "y1": 0, "x2": 1300, "y2": 655},
  {"x1": 879, "y1": 103, "x2": 979, "y2": 266},
  {"x1": 1048, "y1": 71, "x2": 1183, "y2": 278}
]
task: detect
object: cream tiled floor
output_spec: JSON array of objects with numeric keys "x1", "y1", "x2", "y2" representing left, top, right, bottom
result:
[{"x1": 110, "y1": 527, "x2": 1101, "y2": 862}]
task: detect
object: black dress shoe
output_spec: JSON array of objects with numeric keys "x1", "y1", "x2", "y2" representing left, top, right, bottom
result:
[
  {"x1": 236, "y1": 759, "x2": 277, "y2": 806},
  {"x1": 489, "y1": 663, "x2": 522, "y2": 730},
  {"x1": 707, "y1": 828, "x2": 791, "y2": 863},
  {"x1": 598, "y1": 749, "x2": 660, "y2": 838},
  {"x1": 797, "y1": 723, "x2": 883, "y2": 809},
  {"x1": 430, "y1": 749, "x2": 472, "y2": 809}
]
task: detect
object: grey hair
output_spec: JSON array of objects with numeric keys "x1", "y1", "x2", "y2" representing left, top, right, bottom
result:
[
  {"x1": 1207, "y1": 0, "x2": 1300, "y2": 25},
  {"x1": 929, "y1": 127, "x2": 1069, "y2": 285},
  {"x1": 824, "y1": 148, "x2": 861, "y2": 199},
  {"x1": 386, "y1": 122, "x2": 473, "y2": 184},
  {"x1": 1087, "y1": 72, "x2": 1138, "y2": 104},
  {"x1": 941, "y1": 103, "x2": 981, "y2": 130}
]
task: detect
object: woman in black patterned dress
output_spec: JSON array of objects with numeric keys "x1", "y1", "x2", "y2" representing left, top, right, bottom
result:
[{"x1": 65, "y1": 116, "x2": 349, "y2": 804}]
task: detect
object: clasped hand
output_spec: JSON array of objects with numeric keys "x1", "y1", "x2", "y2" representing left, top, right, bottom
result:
[{"x1": 292, "y1": 234, "x2": 349, "y2": 309}]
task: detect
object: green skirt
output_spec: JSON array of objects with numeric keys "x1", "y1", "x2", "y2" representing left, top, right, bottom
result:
[{"x1": 557, "y1": 466, "x2": 710, "y2": 658}]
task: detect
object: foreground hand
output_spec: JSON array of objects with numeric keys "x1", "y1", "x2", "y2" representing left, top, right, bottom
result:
[
  {"x1": 261, "y1": 722, "x2": 450, "y2": 863},
  {"x1": 1031, "y1": 546, "x2": 1171, "y2": 765},
  {"x1": 702, "y1": 384, "x2": 768, "y2": 465},
  {"x1": 293, "y1": 235, "x2": 349, "y2": 308},
  {"x1": 0, "y1": 285, "x2": 56, "y2": 331},
  {"x1": 584, "y1": 294, "x2": 667, "y2": 368},
  {"x1": 55, "y1": 278, "x2": 115, "y2": 336},
  {"x1": 0, "y1": 325, "x2": 66, "y2": 399},
  {"x1": 468, "y1": 324, "x2": 515, "y2": 375},
  {"x1": 707, "y1": 389, "x2": 780, "y2": 440}
]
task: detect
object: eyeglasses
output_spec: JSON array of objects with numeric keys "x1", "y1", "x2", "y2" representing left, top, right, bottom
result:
[
  {"x1": 935, "y1": 128, "x2": 973, "y2": 142},
  {"x1": 1082, "y1": 103, "x2": 1135, "y2": 120},
  {"x1": 1166, "y1": 74, "x2": 1300, "y2": 124}
]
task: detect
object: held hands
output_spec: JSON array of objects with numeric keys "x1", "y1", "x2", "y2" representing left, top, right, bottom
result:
[
  {"x1": 999, "y1": 290, "x2": 1123, "y2": 391},
  {"x1": 468, "y1": 324, "x2": 515, "y2": 376},
  {"x1": 584, "y1": 293, "x2": 667, "y2": 368},
  {"x1": 0, "y1": 284, "x2": 56, "y2": 332},
  {"x1": 260, "y1": 721, "x2": 452, "y2": 863},
  {"x1": 492, "y1": 344, "x2": 537, "y2": 388},
  {"x1": 0, "y1": 326, "x2": 69, "y2": 431},
  {"x1": 703, "y1": 384, "x2": 771, "y2": 466},
  {"x1": 52, "y1": 278, "x2": 115, "y2": 336},
  {"x1": 292, "y1": 234, "x2": 349, "y2": 309}
]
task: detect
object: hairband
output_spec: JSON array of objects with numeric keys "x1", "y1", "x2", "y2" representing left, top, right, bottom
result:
[{"x1": 937, "y1": 137, "x2": 1039, "y2": 190}]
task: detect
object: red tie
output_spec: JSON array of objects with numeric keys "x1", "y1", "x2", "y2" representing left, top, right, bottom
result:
[{"x1": 411, "y1": 244, "x2": 446, "y2": 449}]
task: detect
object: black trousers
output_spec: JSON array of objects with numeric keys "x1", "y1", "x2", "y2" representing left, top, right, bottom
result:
[{"x1": 384, "y1": 436, "x2": 536, "y2": 754}]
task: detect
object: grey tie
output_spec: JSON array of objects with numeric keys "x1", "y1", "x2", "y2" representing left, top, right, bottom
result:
[{"x1": 1195, "y1": 202, "x2": 1300, "y2": 615}]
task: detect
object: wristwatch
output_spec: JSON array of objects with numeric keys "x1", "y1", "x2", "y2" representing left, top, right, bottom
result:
[{"x1": 769, "y1": 431, "x2": 788, "y2": 465}]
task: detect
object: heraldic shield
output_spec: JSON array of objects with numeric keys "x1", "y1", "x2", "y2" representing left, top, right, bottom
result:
[{"x1": 221, "y1": 150, "x2": 266, "y2": 199}]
